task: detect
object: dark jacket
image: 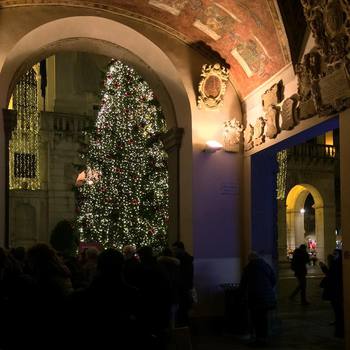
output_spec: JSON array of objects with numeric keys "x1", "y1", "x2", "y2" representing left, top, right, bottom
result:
[
  {"x1": 240, "y1": 258, "x2": 276, "y2": 310},
  {"x1": 291, "y1": 248, "x2": 310, "y2": 276}
]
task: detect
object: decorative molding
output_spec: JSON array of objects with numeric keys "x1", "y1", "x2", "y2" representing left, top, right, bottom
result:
[
  {"x1": 197, "y1": 63, "x2": 229, "y2": 110},
  {"x1": 266, "y1": 0, "x2": 292, "y2": 64},
  {"x1": 223, "y1": 118, "x2": 243, "y2": 153}
]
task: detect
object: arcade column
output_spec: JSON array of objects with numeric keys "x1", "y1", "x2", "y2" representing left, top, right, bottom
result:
[
  {"x1": 2, "y1": 109, "x2": 17, "y2": 248},
  {"x1": 340, "y1": 109, "x2": 350, "y2": 349}
]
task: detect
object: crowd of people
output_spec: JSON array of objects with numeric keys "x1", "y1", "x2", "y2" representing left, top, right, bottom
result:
[
  {"x1": 0, "y1": 235, "x2": 345, "y2": 349},
  {"x1": 0, "y1": 240, "x2": 194, "y2": 350}
]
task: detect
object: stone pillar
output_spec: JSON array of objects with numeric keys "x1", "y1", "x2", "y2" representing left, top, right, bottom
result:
[
  {"x1": 322, "y1": 204, "x2": 336, "y2": 261},
  {"x1": 162, "y1": 127, "x2": 183, "y2": 245},
  {"x1": 340, "y1": 110, "x2": 350, "y2": 349},
  {"x1": 241, "y1": 155, "x2": 251, "y2": 269},
  {"x1": 314, "y1": 205, "x2": 325, "y2": 263},
  {"x1": 294, "y1": 209, "x2": 305, "y2": 248},
  {"x1": 286, "y1": 208, "x2": 295, "y2": 251},
  {"x1": 2, "y1": 109, "x2": 17, "y2": 248}
]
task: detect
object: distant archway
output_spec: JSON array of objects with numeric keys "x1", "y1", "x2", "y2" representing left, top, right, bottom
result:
[{"x1": 286, "y1": 184, "x2": 325, "y2": 261}]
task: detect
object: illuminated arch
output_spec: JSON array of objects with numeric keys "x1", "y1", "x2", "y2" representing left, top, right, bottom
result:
[
  {"x1": 286, "y1": 184, "x2": 325, "y2": 261},
  {"x1": 0, "y1": 16, "x2": 192, "y2": 247}
]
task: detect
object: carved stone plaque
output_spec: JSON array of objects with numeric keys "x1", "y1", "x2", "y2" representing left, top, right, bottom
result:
[
  {"x1": 265, "y1": 105, "x2": 280, "y2": 139},
  {"x1": 301, "y1": 0, "x2": 350, "y2": 64},
  {"x1": 244, "y1": 124, "x2": 254, "y2": 151},
  {"x1": 198, "y1": 63, "x2": 229, "y2": 110},
  {"x1": 298, "y1": 99, "x2": 316, "y2": 120},
  {"x1": 223, "y1": 118, "x2": 243, "y2": 153},
  {"x1": 262, "y1": 80, "x2": 284, "y2": 112},
  {"x1": 281, "y1": 96, "x2": 298, "y2": 130},
  {"x1": 253, "y1": 117, "x2": 265, "y2": 147},
  {"x1": 319, "y1": 65, "x2": 350, "y2": 107},
  {"x1": 296, "y1": 63, "x2": 312, "y2": 102}
]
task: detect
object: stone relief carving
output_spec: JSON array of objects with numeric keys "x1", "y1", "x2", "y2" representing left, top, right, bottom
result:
[
  {"x1": 244, "y1": 124, "x2": 254, "y2": 151},
  {"x1": 281, "y1": 95, "x2": 299, "y2": 130},
  {"x1": 223, "y1": 118, "x2": 243, "y2": 152},
  {"x1": 296, "y1": 53, "x2": 319, "y2": 119},
  {"x1": 262, "y1": 80, "x2": 284, "y2": 112},
  {"x1": 197, "y1": 63, "x2": 229, "y2": 110},
  {"x1": 253, "y1": 117, "x2": 265, "y2": 147},
  {"x1": 298, "y1": 0, "x2": 350, "y2": 115},
  {"x1": 265, "y1": 105, "x2": 280, "y2": 139},
  {"x1": 301, "y1": 0, "x2": 350, "y2": 64}
]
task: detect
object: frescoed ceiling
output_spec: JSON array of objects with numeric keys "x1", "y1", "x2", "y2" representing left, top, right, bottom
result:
[{"x1": 0, "y1": 0, "x2": 291, "y2": 98}]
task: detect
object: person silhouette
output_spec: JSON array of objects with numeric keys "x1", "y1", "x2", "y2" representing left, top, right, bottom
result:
[{"x1": 289, "y1": 244, "x2": 310, "y2": 305}]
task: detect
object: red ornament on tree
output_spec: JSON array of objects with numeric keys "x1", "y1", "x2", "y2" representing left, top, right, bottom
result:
[{"x1": 131, "y1": 198, "x2": 140, "y2": 205}]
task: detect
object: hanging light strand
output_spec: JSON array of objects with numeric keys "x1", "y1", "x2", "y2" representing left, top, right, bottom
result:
[
  {"x1": 9, "y1": 66, "x2": 40, "y2": 190},
  {"x1": 276, "y1": 150, "x2": 287, "y2": 200}
]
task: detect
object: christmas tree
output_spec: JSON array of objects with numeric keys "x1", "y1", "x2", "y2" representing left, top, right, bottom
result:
[{"x1": 76, "y1": 60, "x2": 169, "y2": 251}]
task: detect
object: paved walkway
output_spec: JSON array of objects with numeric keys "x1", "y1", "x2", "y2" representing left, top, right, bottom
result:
[{"x1": 191, "y1": 264, "x2": 345, "y2": 350}]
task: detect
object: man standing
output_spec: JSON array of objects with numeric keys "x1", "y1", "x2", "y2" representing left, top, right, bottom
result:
[
  {"x1": 290, "y1": 244, "x2": 310, "y2": 305},
  {"x1": 239, "y1": 252, "x2": 276, "y2": 347}
]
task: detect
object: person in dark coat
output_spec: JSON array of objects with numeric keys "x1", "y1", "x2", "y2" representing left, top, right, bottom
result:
[
  {"x1": 289, "y1": 244, "x2": 310, "y2": 305},
  {"x1": 157, "y1": 247, "x2": 181, "y2": 328},
  {"x1": 239, "y1": 252, "x2": 276, "y2": 347},
  {"x1": 172, "y1": 241, "x2": 194, "y2": 327},
  {"x1": 320, "y1": 249, "x2": 344, "y2": 337},
  {"x1": 68, "y1": 249, "x2": 143, "y2": 348}
]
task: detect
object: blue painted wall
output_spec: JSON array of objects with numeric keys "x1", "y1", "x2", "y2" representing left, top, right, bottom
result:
[{"x1": 250, "y1": 117, "x2": 339, "y2": 264}]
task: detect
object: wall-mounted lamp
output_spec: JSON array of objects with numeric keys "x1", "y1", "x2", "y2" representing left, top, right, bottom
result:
[
  {"x1": 300, "y1": 208, "x2": 305, "y2": 215},
  {"x1": 203, "y1": 140, "x2": 223, "y2": 153}
]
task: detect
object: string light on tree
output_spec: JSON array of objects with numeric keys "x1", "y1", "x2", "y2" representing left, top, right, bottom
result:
[{"x1": 76, "y1": 59, "x2": 169, "y2": 251}]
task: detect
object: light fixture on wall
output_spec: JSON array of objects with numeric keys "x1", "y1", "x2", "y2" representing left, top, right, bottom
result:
[
  {"x1": 300, "y1": 208, "x2": 305, "y2": 215},
  {"x1": 203, "y1": 140, "x2": 223, "y2": 153}
]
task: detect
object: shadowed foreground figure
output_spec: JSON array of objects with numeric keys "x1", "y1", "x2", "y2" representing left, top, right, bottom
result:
[
  {"x1": 172, "y1": 241, "x2": 194, "y2": 327},
  {"x1": 68, "y1": 249, "x2": 145, "y2": 348},
  {"x1": 290, "y1": 244, "x2": 310, "y2": 305},
  {"x1": 239, "y1": 252, "x2": 276, "y2": 347},
  {"x1": 320, "y1": 249, "x2": 344, "y2": 338}
]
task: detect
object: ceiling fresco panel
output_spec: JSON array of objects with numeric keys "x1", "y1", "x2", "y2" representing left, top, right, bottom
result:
[{"x1": 0, "y1": 0, "x2": 291, "y2": 97}]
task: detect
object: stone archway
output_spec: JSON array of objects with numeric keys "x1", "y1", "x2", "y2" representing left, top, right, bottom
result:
[
  {"x1": 285, "y1": 184, "x2": 325, "y2": 262},
  {"x1": 0, "y1": 16, "x2": 192, "y2": 247}
]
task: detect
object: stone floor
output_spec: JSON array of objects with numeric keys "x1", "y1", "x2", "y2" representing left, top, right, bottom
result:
[{"x1": 190, "y1": 264, "x2": 345, "y2": 350}]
